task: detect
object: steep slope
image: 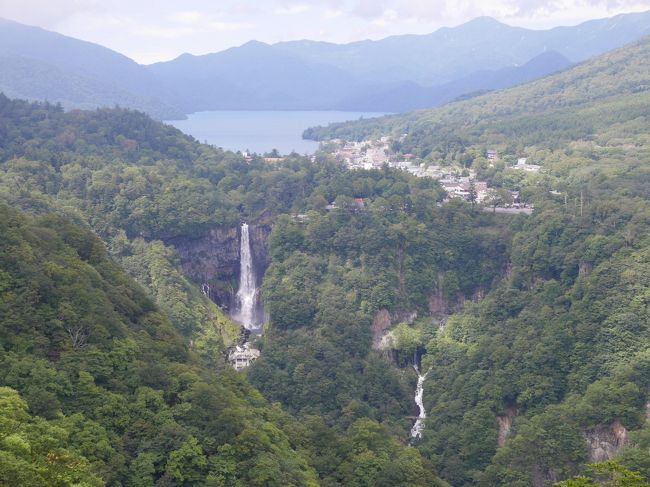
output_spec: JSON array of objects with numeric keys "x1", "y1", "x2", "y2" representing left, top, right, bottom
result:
[
  {"x1": 0, "y1": 205, "x2": 320, "y2": 486},
  {"x1": 306, "y1": 33, "x2": 650, "y2": 487},
  {"x1": 0, "y1": 18, "x2": 183, "y2": 119}
]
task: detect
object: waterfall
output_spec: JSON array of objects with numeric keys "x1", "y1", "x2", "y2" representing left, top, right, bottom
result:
[
  {"x1": 410, "y1": 364, "x2": 430, "y2": 440},
  {"x1": 235, "y1": 223, "x2": 258, "y2": 330}
]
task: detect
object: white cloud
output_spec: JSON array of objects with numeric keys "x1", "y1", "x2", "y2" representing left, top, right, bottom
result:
[{"x1": 275, "y1": 4, "x2": 310, "y2": 15}]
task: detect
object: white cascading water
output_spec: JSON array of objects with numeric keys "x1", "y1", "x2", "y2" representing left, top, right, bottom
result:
[
  {"x1": 410, "y1": 364, "x2": 430, "y2": 440},
  {"x1": 235, "y1": 223, "x2": 257, "y2": 330}
]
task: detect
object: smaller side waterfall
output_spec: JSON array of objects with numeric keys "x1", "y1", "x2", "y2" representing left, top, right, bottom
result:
[
  {"x1": 410, "y1": 364, "x2": 430, "y2": 440},
  {"x1": 234, "y1": 223, "x2": 258, "y2": 330}
]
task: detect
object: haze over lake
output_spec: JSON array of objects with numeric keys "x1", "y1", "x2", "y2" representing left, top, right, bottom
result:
[{"x1": 166, "y1": 111, "x2": 386, "y2": 155}]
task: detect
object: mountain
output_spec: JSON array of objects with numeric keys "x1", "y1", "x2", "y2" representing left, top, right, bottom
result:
[
  {"x1": 147, "y1": 40, "x2": 371, "y2": 112},
  {"x1": 277, "y1": 12, "x2": 650, "y2": 85},
  {"x1": 304, "y1": 35, "x2": 650, "y2": 485},
  {"x1": 304, "y1": 35, "x2": 650, "y2": 145},
  {"x1": 336, "y1": 51, "x2": 573, "y2": 112},
  {"x1": 1, "y1": 12, "x2": 649, "y2": 117},
  {"x1": 149, "y1": 10, "x2": 650, "y2": 113},
  {"x1": 0, "y1": 18, "x2": 184, "y2": 119}
]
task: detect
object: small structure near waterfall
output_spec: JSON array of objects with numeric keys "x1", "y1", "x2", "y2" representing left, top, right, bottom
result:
[{"x1": 228, "y1": 343, "x2": 260, "y2": 371}]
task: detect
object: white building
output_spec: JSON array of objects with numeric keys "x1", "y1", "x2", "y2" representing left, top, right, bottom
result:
[{"x1": 228, "y1": 343, "x2": 260, "y2": 371}]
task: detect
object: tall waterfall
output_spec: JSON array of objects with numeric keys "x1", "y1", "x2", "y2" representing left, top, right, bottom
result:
[
  {"x1": 410, "y1": 364, "x2": 430, "y2": 440},
  {"x1": 235, "y1": 223, "x2": 258, "y2": 330}
]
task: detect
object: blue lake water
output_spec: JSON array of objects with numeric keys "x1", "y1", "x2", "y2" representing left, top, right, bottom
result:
[{"x1": 166, "y1": 110, "x2": 386, "y2": 155}]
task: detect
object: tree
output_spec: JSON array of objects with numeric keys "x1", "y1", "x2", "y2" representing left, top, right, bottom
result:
[
  {"x1": 165, "y1": 437, "x2": 207, "y2": 486},
  {"x1": 468, "y1": 181, "x2": 478, "y2": 208},
  {"x1": 486, "y1": 188, "x2": 514, "y2": 212},
  {"x1": 555, "y1": 461, "x2": 648, "y2": 487}
]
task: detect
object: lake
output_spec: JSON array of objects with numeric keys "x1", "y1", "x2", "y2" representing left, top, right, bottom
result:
[{"x1": 166, "y1": 110, "x2": 386, "y2": 155}]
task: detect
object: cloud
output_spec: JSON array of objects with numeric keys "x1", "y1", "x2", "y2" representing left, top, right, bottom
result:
[
  {"x1": 163, "y1": 9, "x2": 253, "y2": 36},
  {"x1": 282, "y1": 0, "x2": 650, "y2": 23},
  {"x1": 275, "y1": 4, "x2": 310, "y2": 15},
  {"x1": 0, "y1": 0, "x2": 101, "y2": 26}
]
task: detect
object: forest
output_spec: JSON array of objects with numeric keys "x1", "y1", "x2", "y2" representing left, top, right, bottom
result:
[{"x1": 1, "y1": 32, "x2": 650, "y2": 487}]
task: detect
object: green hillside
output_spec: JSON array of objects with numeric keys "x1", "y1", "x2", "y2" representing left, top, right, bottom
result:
[
  {"x1": 0, "y1": 204, "x2": 451, "y2": 486},
  {"x1": 303, "y1": 34, "x2": 650, "y2": 486},
  {"x1": 0, "y1": 205, "x2": 318, "y2": 486},
  {"x1": 0, "y1": 95, "x2": 456, "y2": 485},
  {"x1": 304, "y1": 35, "x2": 650, "y2": 155}
]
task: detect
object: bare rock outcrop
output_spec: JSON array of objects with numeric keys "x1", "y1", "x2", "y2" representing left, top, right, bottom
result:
[
  {"x1": 585, "y1": 420, "x2": 628, "y2": 463},
  {"x1": 497, "y1": 408, "x2": 517, "y2": 447},
  {"x1": 372, "y1": 309, "x2": 417, "y2": 350}
]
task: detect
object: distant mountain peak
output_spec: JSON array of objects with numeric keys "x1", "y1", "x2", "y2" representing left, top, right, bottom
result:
[
  {"x1": 240, "y1": 40, "x2": 271, "y2": 50},
  {"x1": 455, "y1": 16, "x2": 510, "y2": 31}
]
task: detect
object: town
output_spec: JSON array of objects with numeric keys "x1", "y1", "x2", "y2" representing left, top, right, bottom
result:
[{"x1": 327, "y1": 136, "x2": 539, "y2": 212}]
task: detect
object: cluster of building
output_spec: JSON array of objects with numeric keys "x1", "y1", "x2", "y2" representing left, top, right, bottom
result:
[
  {"x1": 333, "y1": 137, "x2": 393, "y2": 170},
  {"x1": 328, "y1": 141, "x2": 536, "y2": 210}
]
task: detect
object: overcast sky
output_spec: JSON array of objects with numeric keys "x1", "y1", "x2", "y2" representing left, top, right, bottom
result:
[{"x1": 1, "y1": 0, "x2": 650, "y2": 64}]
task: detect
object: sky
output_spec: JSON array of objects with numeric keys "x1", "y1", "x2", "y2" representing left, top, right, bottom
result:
[{"x1": 1, "y1": 0, "x2": 650, "y2": 64}]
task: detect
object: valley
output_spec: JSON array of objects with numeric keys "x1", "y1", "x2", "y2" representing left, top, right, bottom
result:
[{"x1": 1, "y1": 6, "x2": 650, "y2": 487}]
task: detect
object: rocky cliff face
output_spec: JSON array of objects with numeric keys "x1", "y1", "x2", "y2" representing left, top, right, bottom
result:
[
  {"x1": 428, "y1": 271, "x2": 486, "y2": 318},
  {"x1": 166, "y1": 224, "x2": 272, "y2": 312},
  {"x1": 496, "y1": 408, "x2": 517, "y2": 448},
  {"x1": 372, "y1": 309, "x2": 417, "y2": 350},
  {"x1": 585, "y1": 420, "x2": 628, "y2": 463}
]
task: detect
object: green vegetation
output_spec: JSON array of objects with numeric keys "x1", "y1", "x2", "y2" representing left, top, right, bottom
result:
[
  {"x1": 0, "y1": 97, "x2": 454, "y2": 485},
  {"x1": 302, "y1": 36, "x2": 650, "y2": 486},
  {"x1": 556, "y1": 461, "x2": 648, "y2": 487},
  {"x1": 250, "y1": 194, "x2": 508, "y2": 428},
  {"x1": 0, "y1": 205, "x2": 447, "y2": 486},
  {"x1": 2, "y1": 34, "x2": 650, "y2": 487}
]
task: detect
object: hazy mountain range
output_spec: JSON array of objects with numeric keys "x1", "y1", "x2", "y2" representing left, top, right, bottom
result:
[{"x1": 1, "y1": 11, "x2": 650, "y2": 118}]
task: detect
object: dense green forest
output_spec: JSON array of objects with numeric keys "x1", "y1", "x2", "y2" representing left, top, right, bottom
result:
[
  {"x1": 0, "y1": 205, "x2": 449, "y2": 486},
  {"x1": 302, "y1": 35, "x2": 650, "y2": 486},
  {"x1": 0, "y1": 95, "x2": 459, "y2": 485},
  {"x1": 2, "y1": 32, "x2": 650, "y2": 487}
]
